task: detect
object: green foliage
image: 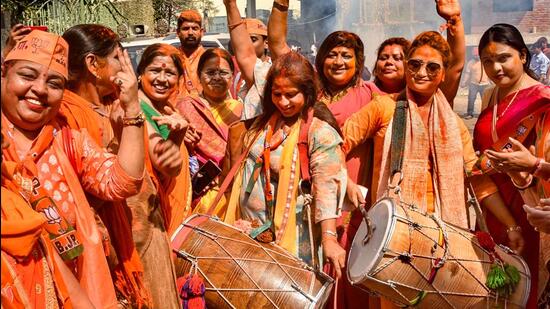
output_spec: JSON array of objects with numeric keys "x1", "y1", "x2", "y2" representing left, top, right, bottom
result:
[
  {"x1": 152, "y1": 0, "x2": 218, "y2": 30},
  {"x1": 3, "y1": 0, "x2": 126, "y2": 34}
]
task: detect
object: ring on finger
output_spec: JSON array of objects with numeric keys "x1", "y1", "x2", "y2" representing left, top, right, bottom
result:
[{"x1": 116, "y1": 78, "x2": 123, "y2": 86}]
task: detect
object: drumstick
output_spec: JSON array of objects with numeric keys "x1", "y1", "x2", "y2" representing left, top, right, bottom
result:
[{"x1": 359, "y1": 203, "x2": 375, "y2": 245}]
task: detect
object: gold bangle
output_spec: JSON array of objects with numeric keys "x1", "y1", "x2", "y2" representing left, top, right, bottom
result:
[
  {"x1": 323, "y1": 230, "x2": 337, "y2": 237},
  {"x1": 273, "y1": 1, "x2": 289, "y2": 11},
  {"x1": 506, "y1": 226, "x2": 522, "y2": 234},
  {"x1": 122, "y1": 112, "x2": 145, "y2": 127}
]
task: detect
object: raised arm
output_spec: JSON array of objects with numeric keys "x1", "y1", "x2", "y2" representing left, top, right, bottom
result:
[
  {"x1": 436, "y1": 0, "x2": 465, "y2": 105},
  {"x1": 268, "y1": 0, "x2": 292, "y2": 61},
  {"x1": 224, "y1": 0, "x2": 257, "y2": 86},
  {"x1": 112, "y1": 48, "x2": 145, "y2": 178}
]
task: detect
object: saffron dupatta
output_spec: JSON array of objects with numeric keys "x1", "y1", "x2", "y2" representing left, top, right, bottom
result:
[{"x1": 1, "y1": 120, "x2": 119, "y2": 309}]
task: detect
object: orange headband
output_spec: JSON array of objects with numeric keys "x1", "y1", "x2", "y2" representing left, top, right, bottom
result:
[{"x1": 4, "y1": 30, "x2": 69, "y2": 79}]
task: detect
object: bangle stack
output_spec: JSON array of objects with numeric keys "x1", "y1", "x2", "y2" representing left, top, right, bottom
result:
[{"x1": 506, "y1": 226, "x2": 522, "y2": 234}]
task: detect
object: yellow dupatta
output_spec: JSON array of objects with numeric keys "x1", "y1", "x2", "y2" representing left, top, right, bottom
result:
[{"x1": 223, "y1": 117, "x2": 302, "y2": 255}]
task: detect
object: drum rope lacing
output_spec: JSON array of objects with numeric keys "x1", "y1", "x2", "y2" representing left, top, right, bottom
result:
[
  {"x1": 175, "y1": 220, "x2": 322, "y2": 308},
  {"x1": 366, "y1": 195, "x2": 523, "y2": 307}
]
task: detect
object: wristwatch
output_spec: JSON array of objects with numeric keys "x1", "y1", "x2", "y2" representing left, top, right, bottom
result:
[{"x1": 122, "y1": 112, "x2": 146, "y2": 127}]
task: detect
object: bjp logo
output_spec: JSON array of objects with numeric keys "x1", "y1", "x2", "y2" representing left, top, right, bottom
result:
[{"x1": 42, "y1": 205, "x2": 62, "y2": 226}]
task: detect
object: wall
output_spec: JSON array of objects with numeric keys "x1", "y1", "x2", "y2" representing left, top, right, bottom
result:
[{"x1": 471, "y1": 0, "x2": 550, "y2": 34}]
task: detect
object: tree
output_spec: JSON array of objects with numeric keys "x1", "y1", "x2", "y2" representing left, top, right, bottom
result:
[
  {"x1": 1, "y1": 0, "x2": 126, "y2": 33},
  {"x1": 152, "y1": 0, "x2": 217, "y2": 31}
]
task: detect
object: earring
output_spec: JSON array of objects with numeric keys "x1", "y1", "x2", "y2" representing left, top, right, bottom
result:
[
  {"x1": 137, "y1": 76, "x2": 142, "y2": 84},
  {"x1": 92, "y1": 71, "x2": 100, "y2": 80}
]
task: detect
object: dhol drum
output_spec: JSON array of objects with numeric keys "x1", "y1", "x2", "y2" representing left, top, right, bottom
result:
[
  {"x1": 348, "y1": 198, "x2": 530, "y2": 308},
  {"x1": 171, "y1": 214, "x2": 333, "y2": 309}
]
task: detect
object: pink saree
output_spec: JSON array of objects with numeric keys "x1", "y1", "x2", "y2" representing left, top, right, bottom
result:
[{"x1": 323, "y1": 81, "x2": 381, "y2": 309}]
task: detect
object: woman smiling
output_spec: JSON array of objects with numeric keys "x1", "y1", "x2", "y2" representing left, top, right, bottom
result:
[
  {"x1": 175, "y1": 48, "x2": 242, "y2": 212},
  {"x1": 342, "y1": 31, "x2": 524, "y2": 308},
  {"x1": 219, "y1": 51, "x2": 348, "y2": 276}
]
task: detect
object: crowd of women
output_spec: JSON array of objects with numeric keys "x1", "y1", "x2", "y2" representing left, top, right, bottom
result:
[{"x1": 1, "y1": 0, "x2": 548, "y2": 308}]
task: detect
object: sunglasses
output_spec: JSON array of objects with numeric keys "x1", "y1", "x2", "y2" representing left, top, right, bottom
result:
[{"x1": 406, "y1": 59, "x2": 443, "y2": 78}]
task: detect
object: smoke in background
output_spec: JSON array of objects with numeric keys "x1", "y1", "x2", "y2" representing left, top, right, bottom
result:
[{"x1": 295, "y1": 0, "x2": 549, "y2": 71}]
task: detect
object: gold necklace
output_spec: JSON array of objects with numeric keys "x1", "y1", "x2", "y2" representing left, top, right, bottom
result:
[{"x1": 490, "y1": 74, "x2": 525, "y2": 141}]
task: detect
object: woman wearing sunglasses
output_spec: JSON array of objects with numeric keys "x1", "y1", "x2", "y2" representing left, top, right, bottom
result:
[
  {"x1": 472, "y1": 23, "x2": 550, "y2": 307},
  {"x1": 342, "y1": 30, "x2": 524, "y2": 308},
  {"x1": 175, "y1": 48, "x2": 243, "y2": 212}
]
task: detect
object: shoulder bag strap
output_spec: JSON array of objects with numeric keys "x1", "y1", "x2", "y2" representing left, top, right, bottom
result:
[
  {"x1": 389, "y1": 91, "x2": 409, "y2": 184},
  {"x1": 297, "y1": 108, "x2": 315, "y2": 183}
]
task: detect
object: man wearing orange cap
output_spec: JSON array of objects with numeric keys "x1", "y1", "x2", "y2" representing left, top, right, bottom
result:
[
  {"x1": 1, "y1": 30, "x2": 146, "y2": 309},
  {"x1": 177, "y1": 9, "x2": 206, "y2": 96},
  {"x1": 223, "y1": 0, "x2": 272, "y2": 121}
]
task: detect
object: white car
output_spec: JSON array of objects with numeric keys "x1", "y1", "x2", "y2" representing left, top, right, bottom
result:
[{"x1": 122, "y1": 34, "x2": 225, "y2": 71}]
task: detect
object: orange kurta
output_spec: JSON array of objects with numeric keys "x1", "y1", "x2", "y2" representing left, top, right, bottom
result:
[
  {"x1": 343, "y1": 93, "x2": 497, "y2": 208},
  {"x1": 178, "y1": 45, "x2": 205, "y2": 97},
  {"x1": 2, "y1": 119, "x2": 143, "y2": 309}
]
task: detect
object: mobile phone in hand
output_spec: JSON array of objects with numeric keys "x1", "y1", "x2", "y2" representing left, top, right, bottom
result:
[
  {"x1": 28, "y1": 26, "x2": 48, "y2": 32},
  {"x1": 192, "y1": 160, "x2": 222, "y2": 196}
]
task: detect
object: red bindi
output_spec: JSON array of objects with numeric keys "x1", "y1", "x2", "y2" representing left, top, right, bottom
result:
[{"x1": 161, "y1": 63, "x2": 166, "y2": 68}]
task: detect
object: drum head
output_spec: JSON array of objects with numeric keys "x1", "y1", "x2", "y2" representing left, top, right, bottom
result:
[{"x1": 347, "y1": 198, "x2": 395, "y2": 284}]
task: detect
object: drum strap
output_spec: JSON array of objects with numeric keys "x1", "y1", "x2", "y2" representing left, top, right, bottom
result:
[{"x1": 389, "y1": 91, "x2": 409, "y2": 179}]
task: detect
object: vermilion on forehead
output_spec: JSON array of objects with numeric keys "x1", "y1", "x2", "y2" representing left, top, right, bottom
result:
[
  {"x1": 148, "y1": 56, "x2": 176, "y2": 68},
  {"x1": 202, "y1": 57, "x2": 231, "y2": 70},
  {"x1": 409, "y1": 45, "x2": 443, "y2": 62},
  {"x1": 480, "y1": 42, "x2": 517, "y2": 57},
  {"x1": 273, "y1": 76, "x2": 299, "y2": 90}
]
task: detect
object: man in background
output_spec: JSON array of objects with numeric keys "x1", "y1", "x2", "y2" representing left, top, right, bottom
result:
[
  {"x1": 461, "y1": 47, "x2": 490, "y2": 118},
  {"x1": 177, "y1": 9, "x2": 206, "y2": 96}
]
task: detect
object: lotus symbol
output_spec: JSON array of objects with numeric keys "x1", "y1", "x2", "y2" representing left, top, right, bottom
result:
[{"x1": 43, "y1": 206, "x2": 62, "y2": 225}]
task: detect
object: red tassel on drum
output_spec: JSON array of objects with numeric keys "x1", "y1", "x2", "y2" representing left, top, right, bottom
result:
[
  {"x1": 177, "y1": 274, "x2": 206, "y2": 309},
  {"x1": 475, "y1": 231, "x2": 495, "y2": 251}
]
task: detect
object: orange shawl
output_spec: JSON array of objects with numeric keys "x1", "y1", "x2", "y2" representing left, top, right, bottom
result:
[
  {"x1": 377, "y1": 89, "x2": 468, "y2": 228},
  {"x1": 1, "y1": 121, "x2": 117, "y2": 308},
  {"x1": 1, "y1": 162, "x2": 74, "y2": 309}
]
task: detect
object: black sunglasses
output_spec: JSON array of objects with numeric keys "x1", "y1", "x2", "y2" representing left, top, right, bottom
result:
[{"x1": 407, "y1": 59, "x2": 443, "y2": 78}]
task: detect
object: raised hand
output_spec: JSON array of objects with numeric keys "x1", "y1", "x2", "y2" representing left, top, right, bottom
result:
[
  {"x1": 436, "y1": 0, "x2": 461, "y2": 21},
  {"x1": 110, "y1": 48, "x2": 139, "y2": 115},
  {"x1": 3, "y1": 24, "x2": 31, "y2": 57}
]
